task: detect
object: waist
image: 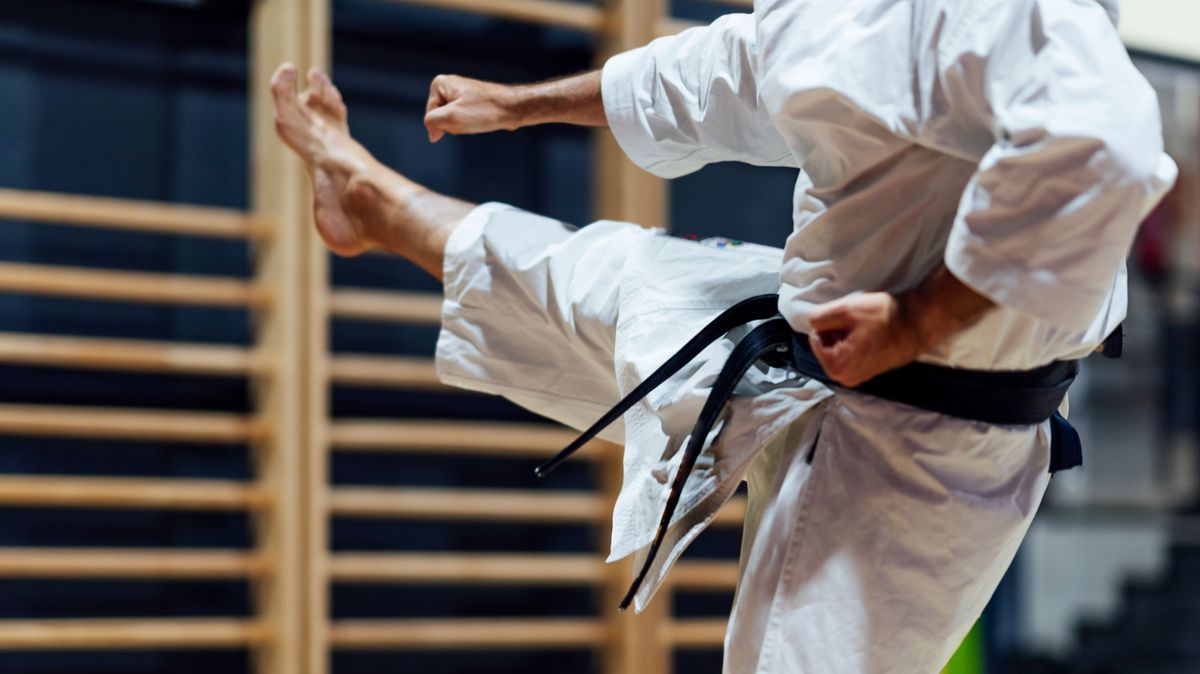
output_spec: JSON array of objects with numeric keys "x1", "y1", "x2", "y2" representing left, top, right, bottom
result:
[{"x1": 779, "y1": 287, "x2": 1123, "y2": 370}]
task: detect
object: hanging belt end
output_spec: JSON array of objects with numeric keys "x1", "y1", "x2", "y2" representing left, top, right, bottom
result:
[
  {"x1": 535, "y1": 441, "x2": 583, "y2": 478},
  {"x1": 617, "y1": 585, "x2": 637, "y2": 613}
]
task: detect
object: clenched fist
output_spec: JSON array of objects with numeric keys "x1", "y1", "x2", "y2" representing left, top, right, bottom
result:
[
  {"x1": 806, "y1": 266, "x2": 996, "y2": 387},
  {"x1": 808, "y1": 292, "x2": 925, "y2": 388},
  {"x1": 424, "y1": 75, "x2": 521, "y2": 143}
]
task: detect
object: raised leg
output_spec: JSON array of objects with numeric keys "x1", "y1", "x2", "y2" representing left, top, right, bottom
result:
[{"x1": 269, "y1": 62, "x2": 474, "y2": 280}]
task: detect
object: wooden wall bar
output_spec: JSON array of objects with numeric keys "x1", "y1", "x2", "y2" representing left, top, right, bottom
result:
[
  {"x1": 381, "y1": 0, "x2": 605, "y2": 32},
  {"x1": 0, "y1": 0, "x2": 736, "y2": 672},
  {"x1": 306, "y1": 0, "x2": 733, "y2": 672},
  {"x1": 0, "y1": 191, "x2": 283, "y2": 658},
  {"x1": 249, "y1": 0, "x2": 329, "y2": 672},
  {"x1": 0, "y1": 187, "x2": 267, "y2": 239}
]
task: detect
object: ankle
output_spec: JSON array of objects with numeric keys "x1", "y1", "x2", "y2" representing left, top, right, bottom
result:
[{"x1": 342, "y1": 172, "x2": 419, "y2": 255}]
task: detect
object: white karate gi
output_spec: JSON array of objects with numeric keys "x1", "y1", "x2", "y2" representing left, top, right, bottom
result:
[{"x1": 435, "y1": 0, "x2": 1176, "y2": 671}]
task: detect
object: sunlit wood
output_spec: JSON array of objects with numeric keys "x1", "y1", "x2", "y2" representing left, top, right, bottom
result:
[
  {"x1": 329, "y1": 420, "x2": 599, "y2": 460},
  {"x1": 0, "y1": 476, "x2": 268, "y2": 511},
  {"x1": 0, "y1": 619, "x2": 270, "y2": 649},
  {"x1": 0, "y1": 549, "x2": 269, "y2": 579},
  {"x1": 0, "y1": 188, "x2": 266, "y2": 239},
  {"x1": 330, "y1": 618, "x2": 605, "y2": 649},
  {"x1": 329, "y1": 355, "x2": 447, "y2": 389},
  {"x1": 0, "y1": 404, "x2": 259, "y2": 443},
  {"x1": 328, "y1": 487, "x2": 606, "y2": 523},
  {"x1": 0, "y1": 261, "x2": 264, "y2": 307},
  {"x1": 0, "y1": 332, "x2": 255, "y2": 376},
  {"x1": 381, "y1": 0, "x2": 604, "y2": 32},
  {"x1": 662, "y1": 619, "x2": 727, "y2": 648},
  {"x1": 657, "y1": 17, "x2": 703, "y2": 36},
  {"x1": 250, "y1": 0, "x2": 323, "y2": 670},
  {"x1": 671, "y1": 559, "x2": 739, "y2": 590},
  {"x1": 710, "y1": 497, "x2": 747, "y2": 527},
  {"x1": 329, "y1": 289, "x2": 442, "y2": 324},
  {"x1": 330, "y1": 552, "x2": 602, "y2": 585}
]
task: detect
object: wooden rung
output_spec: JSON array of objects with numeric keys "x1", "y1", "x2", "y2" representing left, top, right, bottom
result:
[
  {"x1": 0, "y1": 333, "x2": 255, "y2": 376},
  {"x1": 329, "y1": 289, "x2": 441, "y2": 325},
  {"x1": 662, "y1": 618, "x2": 727, "y2": 648},
  {"x1": 0, "y1": 188, "x2": 266, "y2": 240},
  {"x1": 329, "y1": 487, "x2": 606, "y2": 524},
  {"x1": 329, "y1": 355, "x2": 447, "y2": 390},
  {"x1": 330, "y1": 618, "x2": 604, "y2": 649},
  {"x1": 0, "y1": 404, "x2": 260, "y2": 443},
  {"x1": 330, "y1": 420, "x2": 599, "y2": 460},
  {"x1": 0, "y1": 261, "x2": 265, "y2": 308},
  {"x1": 382, "y1": 0, "x2": 604, "y2": 32},
  {"x1": 672, "y1": 560, "x2": 740, "y2": 591},
  {"x1": 0, "y1": 548, "x2": 269, "y2": 579},
  {"x1": 0, "y1": 476, "x2": 268, "y2": 511},
  {"x1": 330, "y1": 554, "x2": 738, "y2": 590},
  {"x1": 657, "y1": 17, "x2": 703, "y2": 36},
  {"x1": 711, "y1": 497, "x2": 747, "y2": 528},
  {"x1": 0, "y1": 619, "x2": 270, "y2": 650},
  {"x1": 330, "y1": 552, "x2": 602, "y2": 585}
]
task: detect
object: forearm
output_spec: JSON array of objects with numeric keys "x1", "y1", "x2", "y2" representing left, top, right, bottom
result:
[
  {"x1": 898, "y1": 265, "x2": 996, "y2": 352},
  {"x1": 425, "y1": 71, "x2": 606, "y2": 141},
  {"x1": 510, "y1": 70, "x2": 607, "y2": 129}
]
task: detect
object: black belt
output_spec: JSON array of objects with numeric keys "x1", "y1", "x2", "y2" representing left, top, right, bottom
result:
[{"x1": 535, "y1": 294, "x2": 1100, "y2": 611}]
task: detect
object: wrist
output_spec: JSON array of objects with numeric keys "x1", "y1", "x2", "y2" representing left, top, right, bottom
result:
[
  {"x1": 510, "y1": 71, "x2": 605, "y2": 129},
  {"x1": 894, "y1": 265, "x2": 996, "y2": 354},
  {"x1": 895, "y1": 289, "x2": 938, "y2": 354},
  {"x1": 501, "y1": 84, "x2": 534, "y2": 130}
]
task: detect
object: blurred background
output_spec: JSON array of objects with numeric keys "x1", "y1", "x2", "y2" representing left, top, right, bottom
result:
[{"x1": 0, "y1": 0, "x2": 1195, "y2": 673}]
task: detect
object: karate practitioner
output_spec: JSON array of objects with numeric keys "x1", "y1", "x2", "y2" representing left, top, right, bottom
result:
[{"x1": 271, "y1": 0, "x2": 1176, "y2": 671}]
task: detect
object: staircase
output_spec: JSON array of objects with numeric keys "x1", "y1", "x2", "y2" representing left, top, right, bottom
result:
[{"x1": 1070, "y1": 544, "x2": 1200, "y2": 674}]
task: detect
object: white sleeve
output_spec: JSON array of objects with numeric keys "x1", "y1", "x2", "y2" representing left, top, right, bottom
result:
[
  {"x1": 943, "y1": 1, "x2": 1177, "y2": 332},
  {"x1": 600, "y1": 13, "x2": 796, "y2": 179}
]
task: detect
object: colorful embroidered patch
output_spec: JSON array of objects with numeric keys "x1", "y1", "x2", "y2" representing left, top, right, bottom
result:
[
  {"x1": 702, "y1": 236, "x2": 744, "y2": 249},
  {"x1": 673, "y1": 233, "x2": 744, "y2": 248}
]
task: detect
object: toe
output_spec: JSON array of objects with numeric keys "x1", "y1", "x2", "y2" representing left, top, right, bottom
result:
[
  {"x1": 271, "y1": 63, "x2": 318, "y2": 150},
  {"x1": 306, "y1": 67, "x2": 324, "y2": 96},
  {"x1": 305, "y1": 68, "x2": 349, "y2": 125},
  {"x1": 271, "y1": 63, "x2": 306, "y2": 123},
  {"x1": 317, "y1": 70, "x2": 346, "y2": 109},
  {"x1": 271, "y1": 63, "x2": 299, "y2": 102}
]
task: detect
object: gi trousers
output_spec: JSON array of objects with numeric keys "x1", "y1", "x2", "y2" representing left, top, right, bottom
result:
[{"x1": 435, "y1": 203, "x2": 1053, "y2": 674}]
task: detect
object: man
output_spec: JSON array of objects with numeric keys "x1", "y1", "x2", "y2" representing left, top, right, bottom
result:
[{"x1": 271, "y1": 0, "x2": 1175, "y2": 670}]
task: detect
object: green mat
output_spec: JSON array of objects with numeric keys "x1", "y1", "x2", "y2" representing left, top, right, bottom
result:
[{"x1": 943, "y1": 621, "x2": 985, "y2": 674}]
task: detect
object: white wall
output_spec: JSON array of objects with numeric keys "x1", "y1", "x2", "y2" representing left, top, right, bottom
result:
[{"x1": 1121, "y1": 0, "x2": 1200, "y2": 62}]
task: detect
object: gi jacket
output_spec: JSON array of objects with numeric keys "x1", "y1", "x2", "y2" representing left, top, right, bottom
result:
[{"x1": 437, "y1": 0, "x2": 1176, "y2": 614}]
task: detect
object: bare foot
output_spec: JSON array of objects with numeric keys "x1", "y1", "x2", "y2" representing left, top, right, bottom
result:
[{"x1": 271, "y1": 63, "x2": 414, "y2": 256}]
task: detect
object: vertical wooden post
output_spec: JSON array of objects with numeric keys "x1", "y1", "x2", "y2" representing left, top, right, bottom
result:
[
  {"x1": 593, "y1": 0, "x2": 669, "y2": 229},
  {"x1": 598, "y1": 445, "x2": 673, "y2": 674},
  {"x1": 248, "y1": 1, "x2": 330, "y2": 673},
  {"x1": 594, "y1": 2, "x2": 672, "y2": 673},
  {"x1": 301, "y1": 2, "x2": 333, "y2": 672}
]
